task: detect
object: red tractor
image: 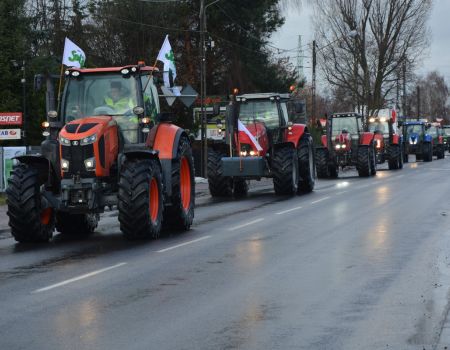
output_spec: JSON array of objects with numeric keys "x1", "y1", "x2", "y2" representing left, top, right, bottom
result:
[
  {"x1": 207, "y1": 93, "x2": 315, "y2": 196},
  {"x1": 367, "y1": 109, "x2": 404, "y2": 169},
  {"x1": 316, "y1": 112, "x2": 377, "y2": 178},
  {"x1": 6, "y1": 63, "x2": 195, "y2": 243}
]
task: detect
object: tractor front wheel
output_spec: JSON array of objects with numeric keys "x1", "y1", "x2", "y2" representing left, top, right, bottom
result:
[
  {"x1": 233, "y1": 178, "x2": 248, "y2": 197},
  {"x1": 6, "y1": 163, "x2": 54, "y2": 243},
  {"x1": 370, "y1": 145, "x2": 377, "y2": 175},
  {"x1": 423, "y1": 143, "x2": 433, "y2": 162},
  {"x1": 298, "y1": 135, "x2": 316, "y2": 193},
  {"x1": 207, "y1": 149, "x2": 233, "y2": 197},
  {"x1": 315, "y1": 148, "x2": 329, "y2": 178},
  {"x1": 163, "y1": 135, "x2": 195, "y2": 230},
  {"x1": 357, "y1": 146, "x2": 371, "y2": 177},
  {"x1": 56, "y1": 212, "x2": 98, "y2": 237},
  {"x1": 388, "y1": 144, "x2": 400, "y2": 170},
  {"x1": 273, "y1": 146, "x2": 298, "y2": 195},
  {"x1": 118, "y1": 159, "x2": 163, "y2": 239}
]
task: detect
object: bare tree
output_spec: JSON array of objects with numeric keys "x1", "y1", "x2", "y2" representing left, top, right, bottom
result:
[{"x1": 311, "y1": 0, "x2": 432, "y2": 114}]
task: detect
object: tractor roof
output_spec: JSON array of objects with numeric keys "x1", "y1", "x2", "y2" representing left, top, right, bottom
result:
[
  {"x1": 331, "y1": 112, "x2": 364, "y2": 118},
  {"x1": 66, "y1": 64, "x2": 159, "y2": 74},
  {"x1": 237, "y1": 93, "x2": 291, "y2": 101},
  {"x1": 404, "y1": 121, "x2": 425, "y2": 125}
]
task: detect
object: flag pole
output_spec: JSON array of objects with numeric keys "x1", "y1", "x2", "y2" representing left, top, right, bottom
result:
[{"x1": 56, "y1": 64, "x2": 65, "y2": 114}]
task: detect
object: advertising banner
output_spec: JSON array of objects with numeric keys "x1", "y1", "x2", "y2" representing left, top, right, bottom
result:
[
  {"x1": 3, "y1": 147, "x2": 26, "y2": 188},
  {"x1": 0, "y1": 129, "x2": 21, "y2": 140},
  {"x1": 0, "y1": 113, "x2": 23, "y2": 126}
]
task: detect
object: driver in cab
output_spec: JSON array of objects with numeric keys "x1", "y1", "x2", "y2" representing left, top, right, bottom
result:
[{"x1": 104, "y1": 81, "x2": 135, "y2": 114}]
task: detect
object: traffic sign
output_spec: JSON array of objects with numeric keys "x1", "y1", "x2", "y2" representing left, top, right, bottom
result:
[{"x1": 180, "y1": 85, "x2": 198, "y2": 108}]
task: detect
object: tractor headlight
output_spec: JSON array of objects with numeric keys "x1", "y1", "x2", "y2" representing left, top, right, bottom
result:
[
  {"x1": 59, "y1": 135, "x2": 71, "y2": 146},
  {"x1": 84, "y1": 157, "x2": 96, "y2": 171},
  {"x1": 341, "y1": 144, "x2": 347, "y2": 149},
  {"x1": 61, "y1": 159, "x2": 70, "y2": 172},
  {"x1": 335, "y1": 144, "x2": 342, "y2": 149},
  {"x1": 80, "y1": 134, "x2": 97, "y2": 145}
]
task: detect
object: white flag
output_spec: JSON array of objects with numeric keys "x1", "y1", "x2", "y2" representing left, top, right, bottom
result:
[
  {"x1": 238, "y1": 120, "x2": 263, "y2": 151},
  {"x1": 157, "y1": 35, "x2": 176, "y2": 87},
  {"x1": 62, "y1": 37, "x2": 86, "y2": 68}
]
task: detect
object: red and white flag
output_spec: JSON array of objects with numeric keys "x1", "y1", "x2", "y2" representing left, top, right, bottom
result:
[{"x1": 238, "y1": 120, "x2": 263, "y2": 151}]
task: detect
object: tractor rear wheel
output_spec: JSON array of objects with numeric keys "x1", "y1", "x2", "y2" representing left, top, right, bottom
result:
[
  {"x1": 118, "y1": 159, "x2": 163, "y2": 239},
  {"x1": 233, "y1": 178, "x2": 248, "y2": 197},
  {"x1": 297, "y1": 135, "x2": 315, "y2": 193},
  {"x1": 207, "y1": 149, "x2": 232, "y2": 197},
  {"x1": 6, "y1": 163, "x2": 54, "y2": 243},
  {"x1": 388, "y1": 144, "x2": 400, "y2": 170},
  {"x1": 423, "y1": 143, "x2": 433, "y2": 162},
  {"x1": 357, "y1": 146, "x2": 370, "y2": 177},
  {"x1": 370, "y1": 145, "x2": 377, "y2": 175},
  {"x1": 315, "y1": 148, "x2": 329, "y2": 178},
  {"x1": 163, "y1": 135, "x2": 195, "y2": 230},
  {"x1": 438, "y1": 145, "x2": 445, "y2": 159},
  {"x1": 56, "y1": 212, "x2": 98, "y2": 237},
  {"x1": 398, "y1": 145, "x2": 404, "y2": 169},
  {"x1": 273, "y1": 146, "x2": 298, "y2": 195}
]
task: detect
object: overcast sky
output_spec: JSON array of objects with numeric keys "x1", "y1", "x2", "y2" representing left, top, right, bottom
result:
[{"x1": 271, "y1": 0, "x2": 450, "y2": 85}]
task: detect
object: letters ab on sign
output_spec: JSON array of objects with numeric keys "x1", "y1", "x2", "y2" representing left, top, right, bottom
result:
[
  {"x1": 0, "y1": 129, "x2": 21, "y2": 140},
  {"x1": 0, "y1": 113, "x2": 23, "y2": 126}
]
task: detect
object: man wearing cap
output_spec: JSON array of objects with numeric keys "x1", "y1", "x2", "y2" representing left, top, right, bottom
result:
[{"x1": 104, "y1": 81, "x2": 135, "y2": 114}]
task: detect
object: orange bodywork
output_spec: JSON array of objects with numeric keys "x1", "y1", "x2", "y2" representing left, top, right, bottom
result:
[
  {"x1": 59, "y1": 116, "x2": 119, "y2": 177},
  {"x1": 150, "y1": 122, "x2": 181, "y2": 160}
]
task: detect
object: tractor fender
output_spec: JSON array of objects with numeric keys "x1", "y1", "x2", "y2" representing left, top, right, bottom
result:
[
  {"x1": 321, "y1": 134, "x2": 327, "y2": 148},
  {"x1": 391, "y1": 134, "x2": 400, "y2": 145},
  {"x1": 285, "y1": 124, "x2": 308, "y2": 148},
  {"x1": 424, "y1": 134, "x2": 432, "y2": 143},
  {"x1": 15, "y1": 154, "x2": 60, "y2": 192},
  {"x1": 359, "y1": 132, "x2": 374, "y2": 145}
]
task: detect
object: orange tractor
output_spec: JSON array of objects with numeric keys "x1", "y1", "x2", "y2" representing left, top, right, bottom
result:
[{"x1": 6, "y1": 63, "x2": 195, "y2": 243}]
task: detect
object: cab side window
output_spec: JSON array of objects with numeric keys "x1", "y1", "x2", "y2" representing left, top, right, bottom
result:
[{"x1": 141, "y1": 77, "x2": 159, "y2": 121}]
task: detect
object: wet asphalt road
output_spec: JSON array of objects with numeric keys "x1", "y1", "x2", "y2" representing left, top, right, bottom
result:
[{"x1": 2, "y1": 156, "x2": 450, "y2": 349}]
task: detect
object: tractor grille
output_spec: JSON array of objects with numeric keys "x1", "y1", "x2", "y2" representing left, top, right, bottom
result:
[{"x1": 61, "y1": 143, "x2": 94, "y2": 178}]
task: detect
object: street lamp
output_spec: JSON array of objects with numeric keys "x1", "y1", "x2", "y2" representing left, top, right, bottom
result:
[{"x1": 200, "y1": 0, "x2": 223, "y2": 178}]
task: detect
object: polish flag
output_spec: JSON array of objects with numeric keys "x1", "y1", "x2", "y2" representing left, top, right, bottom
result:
[{"x1": 238, "y1": 120, "x2": 263, "y2": 151}]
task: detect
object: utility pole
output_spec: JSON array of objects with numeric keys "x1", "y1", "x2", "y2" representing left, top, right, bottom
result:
[
  {"x1": 297, "y1": 35, "x2": 305, "y2": 83},
  {"x1": 311, "y1": 40, "x2": 316, "y2": 126},
  {"x1": 21, "y1": 60, "x2": 27, "y2": 146},
  {"x1": 199, "y1": 0, "x2": 207, "y2": 178},
  {"x1": 402, "y1": 61, "x2": 406, "y2": 116}
]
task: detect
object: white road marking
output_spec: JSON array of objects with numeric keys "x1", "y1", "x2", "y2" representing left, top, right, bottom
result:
[
  {"x1": 335, "y1": 191, "x2": 348, "y2": 195},
  {"x1": 156, "y1": 236, "x2": 211, "y2": 253},
  {"x1": 228, "y1": 218, "x2": 264, "y2": 231},
  {"x1": 32, "y1": 262, "x2": 127, "y2": 293},
  {"x1": 275, "y1": 206, "x2": 303, "y2": 215},
  {"x1": 311, "y1": 196, "x2": 330, "y2": 204}
]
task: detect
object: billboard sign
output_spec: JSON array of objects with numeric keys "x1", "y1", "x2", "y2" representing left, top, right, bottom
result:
[
  {"x1": 0, "y1": 129, "x2": 21, "y2": 140},
  {"x1": 0, "y1": 112, "x2": 23, "y2": 126}
]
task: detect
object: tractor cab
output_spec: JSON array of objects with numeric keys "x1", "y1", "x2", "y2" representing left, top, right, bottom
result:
[
  {"x1": 235, "y1": 93, "x2": 291, "y2": 156},
  {"x1": 327, "y1": 113, "x2": 364, "y2": 155}
]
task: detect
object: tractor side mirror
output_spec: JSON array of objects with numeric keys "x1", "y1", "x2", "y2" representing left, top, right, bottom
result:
[
  {"x1": 294, "y1": 101, "x2": 304, "y2": 114},
  {"x1": 212, "y1": 103, "x2": 220, "y2": 116}
]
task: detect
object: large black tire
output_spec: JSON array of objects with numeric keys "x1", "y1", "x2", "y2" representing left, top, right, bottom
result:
[
  {"x1": 315, "y1": 148, "x2": 329, "y2": 179},
  {"x1": 437, "y1": 145, "x2": 445, "y2": 159},
  {"x1": 118, "y1": 159, "x2": 163, "y2": 239},
  {"x1": 6, "y1": 163, "x2": 54, "y2": 243},
  {"x1": 272, "y1": 146, "x2": 298, "y2": 195},
  {"x1": 56, "y1": 212, "x2": 98, "y2": 237},
  {"x1": 423, "y1": 142, "x2": 433, "y2": 162},
  {"x1": 403, "y1": 149, "x2": 409, "y2": 163},
  {"x1": 357, "y1": 146, "x2": 371, "y2": 177},
  {"x1": 370, "y1": 144, "x2": 377, "y2": 175},
  {"x1": 233, "y1": 178, "x2": 248, "y2": 197},
  {"x1": 387, "y1": 144, "x2": 400, "y2": 170},
  {"x1": 298, "y1": 135, "x2": 316, "y2": 193},
  {"x1": 207, "y1": 149, "x2": 232, "y2": 197},
  {"x1": 163, "y1": 135, "x2": 195, "y2": 230},
  {"x1": 398, "y1": 145, "x2": 404, "y2": 169}
]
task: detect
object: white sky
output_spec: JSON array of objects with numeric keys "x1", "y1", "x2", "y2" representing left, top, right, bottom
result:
[{"x1": 271, "y1": 0, "x2": 450, "y2": 85}]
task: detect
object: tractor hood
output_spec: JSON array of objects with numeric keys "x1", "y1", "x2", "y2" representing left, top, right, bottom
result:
[{"x1": 60, "y1": 116, "x2": 115, "y2": 141}]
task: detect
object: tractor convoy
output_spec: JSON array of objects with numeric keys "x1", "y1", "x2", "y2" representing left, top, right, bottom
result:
[{"x1": 4, "y1": 61, "x2": 448, "y2": 244}]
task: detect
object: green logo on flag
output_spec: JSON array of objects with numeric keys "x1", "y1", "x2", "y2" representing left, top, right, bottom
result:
[
  {"x1": 165, "y1": 50, "x2": 174, "y2": 63},
  {"x1": 69, "y1": 50, "x2": 85, "y2": 67}
]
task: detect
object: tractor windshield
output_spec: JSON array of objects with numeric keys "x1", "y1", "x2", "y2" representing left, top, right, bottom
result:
[
  {"x1": 405, "y1": 124, "x2": 423, "y2": 135},
  {"x1": 62, "y1": 74, "x2": 139, "y2": 121},
  {"x1": 368, "y1": 121, "x2": 389, "y2": 134},
  {"x1": 443, "y1": 128, "x2": 450, "y2": 136},
  {"x1": 239, "y1": 100, "x2": 280, "y2": 129},
  {"x1": 331, "y1": 117, "x2": 359, "y2": 136}
]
